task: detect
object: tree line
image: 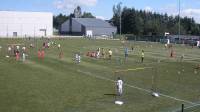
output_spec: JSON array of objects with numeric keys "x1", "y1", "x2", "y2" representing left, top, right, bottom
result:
[
  {"x1": 53, "y1": 6, "x2": 95, "y2": 30},
  {"x1": 53, "y1": 5, "x2": 200, "y2": 36},
  {"x1": 112, "y1": 3, "x2": 200, "y2": 36}
]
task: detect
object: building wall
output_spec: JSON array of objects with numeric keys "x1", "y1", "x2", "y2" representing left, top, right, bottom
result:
[
  {"x1": 61, "y1": 21, "x2": 69, "y2": 32},
  {"x1": 72, "y1": 19, "x2": 82, "y2": 32},
  {"x1": 60, "y1": 18, "x2": 117, "y2": 36},
  {"x1": 0, "y1": 11, "x2": 53, "y2": 38},
  {"x1": 61, "y1": 19, "x2": 82, "y2": 34},
  {"x1": 86, "y1": 27, "x2": 117, "y2": 36}
]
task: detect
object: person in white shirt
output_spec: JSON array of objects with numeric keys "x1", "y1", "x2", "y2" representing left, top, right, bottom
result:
[
  {"x1": 22, "y1": 46, "x2": 26, "y2": 51},
  {"x1": 8, "y1": 46, "x2": 11, "y2": 51},
  {"x1": 47, "y1": 42, "x2": 50, "y2": 48},
  {"x1": 30, "y1": 43, "x2": 33, "y2": 48},
  {"x1": 108, "y1": 49, "x2": 112, "y2": 60},
  {"x1": 58, "y1": 44, "x2": 61, "y2": 49},
  {"x1": 116, "y1": 77, "x2": 123, "y2": 96},
  {"x1": 8, "y1": 46, "x2": 12, "y2": 56},
  {"x1": 74, "y1": 53, "x2": 81, "y2": 64},
  {"x1": 22, "y1": 52, "x2": 26, "y2": 62},
  {"x1": 16, "y1": 45, "x2": 20, "y2": 50},
  {"x1": 197, "y1": 41, "x2": 200, "y2": 47},
  {"x1": 78, "y1": 54, "x2": 81, "y2": 63},
  {"x1": 96, "y1": 48, "x2": 100, "y2": 59},
  {"x1": 75, "y1": 53, "x2": 79, "y2": 63},
  {"x1": 167, "y1": 39, "x2": 170, "y2": 45}
]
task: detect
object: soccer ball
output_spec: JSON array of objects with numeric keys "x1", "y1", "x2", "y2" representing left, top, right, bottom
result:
[
  {"x1": 152, "y1": 92, "x2": 160, "y2": 97},
  {"x1": 115, "y1": 101, "x2": 124, "y2": 105}
]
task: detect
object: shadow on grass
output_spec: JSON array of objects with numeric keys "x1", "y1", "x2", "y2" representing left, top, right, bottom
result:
[{"x1": 104, "y1": 93, "x2": 117, "y2": 96}]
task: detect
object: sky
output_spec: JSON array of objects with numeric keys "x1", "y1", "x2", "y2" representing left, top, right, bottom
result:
[{"x1": 1, "y1": 0, "x2": 200, "y2": 23}]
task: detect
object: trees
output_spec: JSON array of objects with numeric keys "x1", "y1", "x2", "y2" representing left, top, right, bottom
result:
[
  {"x1": 112, "y1": 4, "x2": 200, "y2": 36},
  {"x1": 112, "y1": 3, "x2": 122, "y2": 33},
  {"x1": 74, "y1": 6, "x2": 82, "y2": 18},
  {"x1": 82, "y1": 12, "x2": 95, "y2": 18},
  {"x1": 74, "y1": 6, "x2": 95, "y2": 18},
  {"x1": 53, "y1": 14, "x2": 69, "y2": 30},
  {"x1": 53, "y1": 6, "x2": 95, "y2": 30},
  {"x1": 121, "y1": 7, "x2": 134, "y2": 34}
]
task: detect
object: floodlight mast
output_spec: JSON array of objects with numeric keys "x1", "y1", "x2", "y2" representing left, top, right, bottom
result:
[
  {"x1": 178, "y1": 0, "x2": 181, "y2": 41},
  {"x1": 119, "y1": 2, "x2": 122, "y2": 37}
]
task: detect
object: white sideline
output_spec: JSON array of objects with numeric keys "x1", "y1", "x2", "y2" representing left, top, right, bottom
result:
[
  {"x1": 183, "y1": 103, "x2": 200, "y2": 110},
  {"x1": 77, "y1": 69, "x2": 199, "y2": 105},
  {"x1": 172, "y1": 102, "x2": 200, "y2": 112}
]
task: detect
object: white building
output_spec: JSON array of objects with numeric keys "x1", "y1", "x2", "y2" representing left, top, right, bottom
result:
[{"x1": 0, "y1": 11, "x2": 53, "y2": 38}]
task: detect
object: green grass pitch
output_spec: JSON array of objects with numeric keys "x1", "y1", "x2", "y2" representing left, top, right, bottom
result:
[{"x1": 0, "y1": 38, "x2": 200, "y2": 112}]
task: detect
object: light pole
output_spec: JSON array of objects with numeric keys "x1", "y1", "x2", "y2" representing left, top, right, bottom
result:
[
  {"x1": 178, "y1": 0, "x2": 181, "y2": 41},
  {"x1": 119, "y1": 2, "x2": 122, "y2": 37},
  {"x1": 6, "y1": 25, "x2": 8, "y2": 37}
]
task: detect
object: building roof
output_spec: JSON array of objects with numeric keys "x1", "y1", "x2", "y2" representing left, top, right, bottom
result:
[{"x1": 73, "y1": 18, "x2": 115, "y2": 28}]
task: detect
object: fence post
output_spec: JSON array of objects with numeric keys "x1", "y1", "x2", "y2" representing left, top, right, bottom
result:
[{"x1": 181, "y1": 104, "x2": 184, "y2": 112}]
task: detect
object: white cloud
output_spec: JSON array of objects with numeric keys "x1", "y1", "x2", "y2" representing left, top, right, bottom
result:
[
  {"x1": 144, "y1": 6, "x2": 153, "y2": 12},
  {"x1": 182, "y1": 8, "x2": 200, "y2": 23},
  {"x1": 159, "y1": 4, "x2": 200, "y2": 23},
  {"x1": 182, "y1": 9, "x2": 200, "y2": 17},
  {"x1": 54, "y1": 0, "x2": 97, "y2": 12},
  {"x1": 159, "y1": 4, "x2": 178, "y2": 15}
]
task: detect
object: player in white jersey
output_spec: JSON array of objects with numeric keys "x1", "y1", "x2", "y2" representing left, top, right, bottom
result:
[
  {"x1": 96, "y1": 48, "x2": 100, "y2": 59},
  {"x1": 58, "y1": 44, "x2": 61, "y2": 49},
  {"x1": 8, "y1": 46, "x2": 11, "y2": 51},
  {"x1": 22, "y1": 46, "x2": 26, "y2": 51},
  {"x1": 7, "y1": 46, "x2": 12, "y2": 56},
  {"x1": 78, "y1": 54, "x2": 81, "y2": 63},
  {"x1": 16, "y1": 45, "x2": 20, "y2": 50},
  {"x1": 116, "y1": 77, "x2": 123, "y2": 96},
  {"x1": 75, "y1": 53, "x2": 81, "y2": 64},
  {"x1": 47, "y1": 42, "x2": 50, "y2": 48},
  {"x1": 22, "y1": 52, "x2": 26, "y2": 62}
]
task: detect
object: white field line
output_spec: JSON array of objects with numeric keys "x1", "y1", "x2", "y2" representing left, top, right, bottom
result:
[
  {"x1": 144, "y1": 51, "x2": 200, "y2": 63},
  {"x1": 184, "y1": 58, "x2": 200, "y2": 61},
  {"x1": 172, "y1": 102, "x2": 200, "y2": 112},
  {"x1": 184, "y1": 103, "x2": 200, "y2": 110},
  {"x1": 77, "y1": 69, "x2": 199, "y2": 105},
  {"x1": 142, "y1": 50, "x2": 200, "y2": 59}
]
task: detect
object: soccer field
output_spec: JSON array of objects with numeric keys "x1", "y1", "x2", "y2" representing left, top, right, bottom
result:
[{"x1": 0, "y1": 38, "x2": 200, "y2": 112}]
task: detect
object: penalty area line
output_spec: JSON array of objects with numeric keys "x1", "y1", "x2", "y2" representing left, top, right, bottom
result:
[
  {"x1": 115, "y1": 67, "x2": 153, "y2": 73},
  {"x1": 77, "y1": 69, "x2": 198, "y2": 105}
]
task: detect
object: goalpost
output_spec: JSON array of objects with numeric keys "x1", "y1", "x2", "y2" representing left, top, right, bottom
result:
[{"x1": 114, "y1": 67, "x2": 160, "y2": 98}]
